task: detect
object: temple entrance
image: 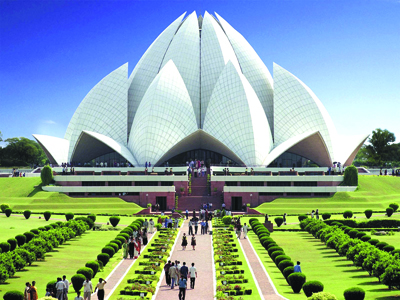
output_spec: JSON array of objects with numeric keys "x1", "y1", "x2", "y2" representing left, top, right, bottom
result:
[
  {"x1": 156, "y1": 196, "x2": 167, "y2": 211},
  {"x1": 232, "y1": 197, "x2": 242, "y2": 211}
]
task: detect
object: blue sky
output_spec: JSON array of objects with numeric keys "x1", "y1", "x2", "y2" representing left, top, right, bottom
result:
[{"x1": 1, "y1": 0, "x2": 399, "y2": 146}]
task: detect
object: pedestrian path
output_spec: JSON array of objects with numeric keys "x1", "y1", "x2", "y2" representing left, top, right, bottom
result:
[
  {"x1": 238, "y1": 236, "x2": 287, "y2": 300},
  {"x1": 154, "y1": 219, "x2": 215, "y2": 300}
]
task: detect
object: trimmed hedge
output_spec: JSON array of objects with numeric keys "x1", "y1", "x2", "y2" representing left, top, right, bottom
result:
[
  {"x1": 109, "y1": 216, "x2": 121, "y2": 227},
  {"x1": 77, "y1": 267, "x2": 93, "y2": 280},
  {"x1": 65, "y1": 213, "x2": 74, "y2": 221},
  {"x1": 343, "y1": 165, "x2": 358, "y2": 186},
  {"x1": 23, "y1": 232, "x2": 34, "y2": 243},
  {"x1": 274, "y1": 217, "x2": 284, "y2": 227},
  {"x1": 41, "y1": 165, "x2": 53, "y2": 185},
  {"x1": 15, "y1": 235, "x2": 26, "y2": 246},
  {"x1": 288, "y1": 273, "x2": 306, "y2": 293},
  {"x1": 298, "y1": 214, "x2": 308, "y2": 222},
  {"x1": 275, "y1": 255, "x2": 291, "y2": 265},
  {"x1": 364, "y1": 209, "x2": 373, "y2": 219},
  {"x1": 303, "y1": 281, "x2": 324, "y2": 297},
  {"x1": 278, "y1": 260, "x2": 294, "y2": 272},
  {"x1": 85, "y1": 261, "x2": 100, "y2": 278},
  {"x1": 44, "y1": 211, "x2": 51, "y2": 221},
  {"x1": 71, "y1": 274, "x2": 86, "y2": 292},
  {"x1": 3, "y1": 291, "x2": 24, "y2": 300},
  {"x1": 386, "y1": 207, "x2": 394, "y2": 217},
  {"x1": 343, "y1": 210, "x2": 353, "y2": 219},
  {"x1": 343, "y1": 287, "x2": 365, "y2": 300},
  {"x1": 308, "y1": 292, "x2": 338, "y2": 300},
  {"x1": 270, "y1": 251, "x2": 285, "y2": 261},
  {"x1": 282, "y1": 266, "x2": 294, "y2": 281},
  {"x1": 4, "y1": 208, "x2": 12, "y2": 217},
  {"x1": 389, "y1": 203, "x2": 399, "y2": 212},
  {"x1": 97, "y1": 253, "x2": 110, "y2": 266},
  {"x1": 7, "y1": 239, "x2": 17, "y2": 251},
  {"x1": 322, "y1": 213, "x2": 331, "y2": 220},
  {"x1": 0, "y1": 242, "x2": 10, "y2": 253},
  {"x1": 23, "y1": 210, "x2": 31, "y2": 219}
]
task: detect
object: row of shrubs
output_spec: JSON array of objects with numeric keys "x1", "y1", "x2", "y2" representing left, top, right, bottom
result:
[
  {"x1": 301, "y1": 218, "x2": 400, "y2": 290},
  {"x1": 324, "y1": 218, "x2": 400, "y2": 228},
  {"x1": 0, "y1": 219, "x2": 90, "y2": 284}
]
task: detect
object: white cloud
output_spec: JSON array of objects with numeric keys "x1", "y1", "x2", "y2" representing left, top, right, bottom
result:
[{"x1": 43, "y1": 120, "x2": 56, "y2": 125}]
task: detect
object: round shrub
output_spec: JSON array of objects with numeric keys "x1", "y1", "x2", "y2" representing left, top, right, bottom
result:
[
  {"x1": 30, "y1": 229, "x2": 39, "y2": 235},
  {"x1": 343, "y1": 210, "x2": 353, "y2": 219},
  {"x1": 258, "y1": 234, "x2": 269, "y2": 241},
  {"x1": 7, "y1": 238, "x2": 17, "y2": 251},
  {"x1": 3, "y1": 291, "x2": 24, "y2": 300},
  {"x1": 288, "y1": 273, "x2": 306, "y2": 293},
  {"x1": 77, "y1": 267, "x2": 93, "y2": 280},
  {"x1": 23, "y1": 232, "x2": 34, "y2": 243},
  {"x1": 275, "y1": 255, "x2": 291, "y2": 265},
  {"x1": 268, "y1": 246, "x2": 283, "y2": 256},
  {"x1": 271, "y1": 251, "x2": 285, "y2": 261},
  {"x1": 71, "y1": 274, "x2": 86, "y2": 292},
  {"x1": 101, "y1": 246, "x2": 115, "y2": 257},
  {"x1": 368, "y1": 239, "x2": 379, "y2": 246},
  {"x1": 386, "y1": 207, "x2": 394, "y2": 217},
  {"x1": 85, "y1": 261, "x2": 100, "y2": 277},
  {"x1": 308, "y1": 292, "x2": 338, "y2": 300},
  {"x1": 262, "y1": 238, "x2": 275, "y2": 249},
  {"x1": 222, "y1": 216, "x2": 232, "y2": 225},
  {"x1": 360, "y1": 235, "x2": 371, "y2": 242},
  {"x1": 278, "y1": 260, "x2": 294, "y2": 272},
  {"x1": 115, "y1": 236, "x2": 126, "y2": 244},
  {"x1": 41, "y1": 165, "x2": 53, "y2": 185},
  {"x1": 266, "y1": 243, "x2": 278, "y2": 250},
  {"x1": 343, "y1": 287, "x2": 365, "y2": 300},
  {"x1": 0, "y1": 242, "x2": 10, "y2": 253},
  {"x1": 0, "y1": 203, "x2": 10, "y2": 212},
  {"x1": 322, "y1": 213, "x2": 331, "y2": 220},
  {"x1": 392, "y1": 249, "x2": 400, "y2": 255},
  {"x1": 44, "y1": 225, "x2": 53, "y2": 231},
  {"x1": 383, "y1": 245, "x2": 395, "y2": 252},
  {"x1": 23, "y1": 210, "x2": 31, "y2": 219},
  {"x1": 44, "y1": 211, "x2": 51, "y2": 221},
  {"x1": 65, "y1": 213, "x2": 74, "y2": 221},
  {"x1": 303, "y1": 281, "x2": 324, "y2": 297},
  {"x1": 389, "y1": 203, "x2": 399, "y2": 212},
  {"x1": 274, "y1": 217, "x2": 284, "y2": 227},
  {"x1": 111, "y1": 239, "x2": 122, "y2": 248},
  {"x1": 109, "y1": 216, "x2": 121, "y2": 227},
  {"x1": 376, "y1": 242, "x2": 388, "y2": 250},
  {"x1": 121, "y1": 227, "x2": 133, "y2": 235},
  {"x1": 117, "y1": 233, "x2": 130, "y2": 240},
  {"x1": 4, "y1": 208, "x2": 12, "y2": 217},
  {"x1": 46, "y1": 280, "x2": 57, "y2": 295},
  {"x1": 88, "y1": 214, "x2": 96, "y2": 222},
  {"x1": 298, "y1": 214, "x2": 308, "y2": 222},
  {"x1": 106, "y1": 242, "x2": 119, "y2": 253},
  {"x1": 15, "y1": 234, "x2": 26, "y2": 246},
  {"x1": 97, "y1": 253, "x2": 110, "y2": 266},
  {"x1": 343, "y1": 165, "x2": 358, "y2": 186},
  {"x1": 283, "y1": 266, "x2": 294, "y2": 280},
  {"x1": 348, "y1": 230, "x2": 359, "y2": 239},
  {"x1": 364, "y1": 209, "x2": 373, "y2": 219},
  {"x1": 356, "y1": 232, "x2": 366, "y2": 239}
]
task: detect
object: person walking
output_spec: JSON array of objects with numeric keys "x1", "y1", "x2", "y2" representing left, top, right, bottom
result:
[
  {"x1": 94, "y1": 279, "x2": 106, "y2": 300},
  {"x1": 24, "y1": 282, "x2": 31, "y2": 300},
  {"x1": 56, "y1": 277, "x2": 66, "y2": 300},
  {"x1": 189, "y1": 263, "x2": 197, "y2": 289},
  {"x1": 164, "y1": 261, "x2": 172, "y2": 286},
  {"x1": 29, "y1": 281, "x2": 38, "y2": 300},
  {"x1": 191, "y1": 235, "x2": 196, "y2": 250},
  {"x1": 236, "y1": 222, "x2": 242, "y2": 239},
  {"x1": 181, "y1": 233, "x2": 188, "y2": 250},
  {"x1": 169, "y1": 262, "x2": 178, "y2": 289},
  {"x1": 142, "y1": 228, "x2": 148, "y2": 246},
  {"x1": 74, "y1": 292, "x2": 83, "y2": 300},
  {"x1": 242, "y1": 223, "x2": 248, "y2": 239},
  {"x1": 178, "y1": 275, "x2": 187, "y2": 300},
  {"x1": 283, "y1": 213, "x2": 287, "y2": 225},
  {"x1": 180, "y1": 262, "x2": 189, "y2": 280},
  {"x1": 194, "y1": 219, "x2": 198, "y2": 235},
  {"x1": 62, "y1": 276, "x2": 69, "y2": 300},
  {"x1": 188, "y1": 220, "x2": 193, "y2": 236},
  {"x1": 185, "y1": 209, "x2": 189, "y2": 220},
  {"x1": 143, "y1": 219, "x2": 149, "y2": 231},
  {"x1": 82, "y1": 278, "x2": 92, "y2": 300},
  {"x1": 128, "y1": 237, "x2": 135, "y2": 259},
  {"x1": 200, "y1": 220, "x2": 205, "y2": 235},
  {"x1": 122, "y1": 240, "x2": 129, "y2": 259},
  {"x1": 294, "y1": 261, "x2": 302, "y2": 272},
  {"x1": 149, "y1": 219, "x2": 154, "y2": 234}
]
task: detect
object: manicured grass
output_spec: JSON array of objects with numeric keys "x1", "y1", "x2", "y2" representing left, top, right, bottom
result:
[
  {"x1": 0, "y1": 229, "x2": 122, "y2": 297},
  {"x1": 267, "y1": 231, "x2": 399, "y2": 300},
  {"x1": 0, "y1": 177, "x2": 42, "y2": 197},
  {"x1": 371, "y1": 233, "x2": 400, "y2": 249},
  {"x1": 254, "y1": 176, "x2": 400, "y2": 215}
]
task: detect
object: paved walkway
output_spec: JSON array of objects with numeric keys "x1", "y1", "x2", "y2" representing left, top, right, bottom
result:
[
  {"x1": 154, "y1": 220, "x2": 214, "y2": 300},
  {"x1": 239, "y1": 236, "x2": 287, "y2": 300}
]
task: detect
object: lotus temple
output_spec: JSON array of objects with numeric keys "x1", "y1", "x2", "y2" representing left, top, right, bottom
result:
[{"x1": 33, "y1": 12, "x2": 368, "y2": 210}]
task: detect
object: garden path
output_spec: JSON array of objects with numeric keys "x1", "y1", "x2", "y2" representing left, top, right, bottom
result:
[
  {"x1": 99, "y1": 230, "x2": 157, "y2": 300},
  {"x1": 239, "y1": 236, "x2": 287, "y2": 300},
  {"x1": 154, "y1": 219, "x2": 215, "y2": 300}
]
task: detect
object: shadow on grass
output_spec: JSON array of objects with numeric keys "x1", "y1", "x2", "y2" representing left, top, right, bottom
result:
[
  {"x1": 351, "y1": 274, "x2": 371, "y2": 279},
  {"x1": 342, "y1": 268, "x2": 363, "y2": 273},
  {"x1": 357, "y1": 281, "x2": 382, "y2": 286},
  {"x1": 28, "y1": 184, "x2": 43, "y2": 197},
  {"x1": 375, "y1": 296, "x2": 400, "y2": 300},
  {"x1": 323, "y1": 255, "x2": 339, "y2": 258}
]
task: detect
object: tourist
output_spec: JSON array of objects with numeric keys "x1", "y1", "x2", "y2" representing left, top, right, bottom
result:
[
  {"x1": 144, "y1": 167, "x2": 148, "y2": 175},
  {"x1": 74, "y1": 291, "x2": 83, "y2": 300},
  {"x1": 205, "y1": 219, "x2": 209, "y2": 234},
  {"x1": 243, "y1": 223, "x2": 248, "y2": 239},
  {"x1": 294, "y1": 261, "x2": 302, "y2": 273},
  {"x1": 236, "y1": 221, "x2": 242, "y2": 239},
  {"x1": 180, "y1": 262, "x2": 189, "y2": 280},
  {"x1": 94, "y1": 278, "x2": 106, "y2": 300},
  {"x1": 149, "y1": 218, "x2": 154, "y2": 234},
  {"x1": 181, "y1": 233, "x2": 188, "y2": 250},
  {"x1": 178, "y1": 275, "x2": 187, "y2": 300},
  {"x1": 45, "y1": 289, "x2": 52, "y2": 297},
  {"x1": 128, "y1": 237, "x2": 135, "y2": 259},
  {"x1": 62, "y1": 276, "x2": 69, "y2": 300},
  {"x1": 30, "y1": 281, "x2": 38, "y2": 300},
  {"x1": 316, "y1": 209, "x2": 319, "y2": 220},
  {"x1": 185, "y1": 209, "x2": 189, "y2": 219},
  {"x1": 311, "y1": 210, "x2": 315, "y2": 218},
  {"x1": 149, "y1": 162, "x2": 151, "y2": 167},
  {"x1": 283, "y1": 213, "x2": 287, "y2": 225},
  {"x1": 175, "y1": 218, "x2": 179, "y2": 229},
  {"x1": 133, "y1": 237, "x2": 140, "y2": 259},
  {"x1": 194, "y1": 219, "x2": 198, "y2": 235},
  {"x1": 122, "y1": 240, "x2": 129, "y2": 259},
  {"x1": 165, "y1": 168, "x2": 169, "y2": 175},
  {"x1": 142, "y1": 228, "x2": 148, "y2": 245},
  {"x1": 189, "y1": 263, "x2": 197, "y2": 289},
  {"x1": 145, "y1": 161, "x2": 148, "y2": 168},
  {"x1": 191, "y1": 235, "x2": 196, "y2": 250},
  {"x1": 83, "y1": 278, "x2": 93, "y2": 300},
  {"x1": 24, "y1": 282, "x2": 31, "y2": 300},
  {"x1": 56, "y1": 277, "x2": 66, "y2": 300},
  {"x1": 164, "y1": 260, "x2": 172, "y2": 286},
  {"x1": 188, "y1": 219, "x2": 193, "y2": 235},
  {"x1": 143, "y1": 219, "x2": 148, "y2": 231},
  {"x1": 169, "y1": 262, "x2": 178, "y2": 289},
  {"x1": 200, "y1": 220, "x2": 205, "y2": 235},
  {"x1": 202, "y1": 166, "x2": 206, "y2": 177}
]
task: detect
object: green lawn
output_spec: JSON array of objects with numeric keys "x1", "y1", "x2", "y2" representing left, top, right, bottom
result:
[
  {"x1": 254, "y1": 176, "x2": 400, "y2": 215},
  {"x1": 262, "y1": 231, "x2": 399, "y2": 300},
  {"x1": 0, "y1": 178, "x2": 144, "y2": 215},
  {"x1": 0, "y1": 229, "x2": 123, "y2": 297}
]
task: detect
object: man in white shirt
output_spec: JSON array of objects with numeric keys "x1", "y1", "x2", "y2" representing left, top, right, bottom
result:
[
  {"x1": 62, "y1": 275, "x2": 70, "y2": 300},
  {"x1": 189, "y1": 263, "x2": 197, "y2": 289},
  {"x1": 82, "y1": 278, "x2": 93, "y2": 300},
  {"x1": 55, "y1": 277, "x2": 66, "y2": 300}
]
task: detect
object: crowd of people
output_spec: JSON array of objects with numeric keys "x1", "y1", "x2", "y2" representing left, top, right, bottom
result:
[
  {"x1": 186, "y1": 159, "x2": 207, "y2": 178},
  {"x1": 164, "y1": 261, "x2": 197, "y2": 300}
]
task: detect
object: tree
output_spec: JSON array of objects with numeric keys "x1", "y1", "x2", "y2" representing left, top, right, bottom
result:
[
  {"x1": 0, "y1": 130, "x2": 2, "y2": 142},
  {"x1": 0, "y1": 137, "x2": 48, "y2": 166},
  {"x1": 365, "y1": 129, "x2": 395, "y2": 166}
]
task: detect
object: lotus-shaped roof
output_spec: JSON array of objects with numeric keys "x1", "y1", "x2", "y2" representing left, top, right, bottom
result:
[{"x1": 34, "y1": 11, "x2": 368, "y2": 167}]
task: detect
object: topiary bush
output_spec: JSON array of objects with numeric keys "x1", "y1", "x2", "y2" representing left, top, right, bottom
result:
[
  {"x1": 222, "y1": 216, "x2": 232, "y2": 225},
  {"x1": 389, "y1": 203, "x2": 399, "y2": 212},
  {"x1": 392, "y1": 249, "x2": 400, "y2": 255},
  {"x1": 278, "y1": 260, "x2": 294, "y2": 272},
  {"x1": 308, "y1": 292, "x2": 338, "y2": 300},
  {"x1": 274, "y1": 217, "x2": 284, "y2": 227},
  {"x1": 303, "y1": 281, "x2": 324, "y2": 297},
  {"x1": 7, "y1": 239, "x2": 17, "y2": 251},
  {"x1": 282, "y1": 266, "x2": 294, "y2": 283},
  {"x1": 322, "y1": 213, "x2": 331, "y2": 220},
  {"x1": 343, "y1": 287, "x2": 365, "y2": 300},
  {"x1": 275, "y1": 255, "x2": 291, "y2": 265},
  {"x1": 288, "y1": 273, "x2": 306, "y2": 293},
  {"x1": 109, "y1": 216, "x2": 121, "y2": 227},
  {"x1": 270, "y1": 251, "x2": 285, "y2": 261},
  {"x1": 298, "y1": 215, "x2": 308, "y2": 222},
  {"x1": 382, "y1": 245, "x2": 395, "y2": 252},
  {"x1": 0, "y1": 204, "x2": 10, "y2": 213},
  {"x1": 343, "y1": 165, "x2": 358, "y2": 186},
  {"x1": 343, "y1": 211, "x2": 353, "y2": 219},
  {"x1": 376, "y1": 242, "x2": 388, "y2": 250},
  {"x1": 40, "y1": 165, "x2": 53, "y2": 186},
  {"x1": 23, "y1": 232, "x2": 34, "y2": 243},
  {"x1": 356, "y1": 232, "x2": 366, "y2": 239},
  {"x1": 77, "y1": 267, "x2": 94, "y2": 280},
  {"x1": 364, "y1": 209, "x2": 373, "y2": 219},
  {"x1": 268, "y1": 246, "x2": 283, "y2": 256},
  {"x1": 30, "y1": 229, "x2": 39, "y2": 235},
  {"x1": 106, "y1": 242, "x2": 119, "y2": 253},
  {"x1": 71, "y1": 274, "x2": 86, "y2": 292},
  {"x1": 97, "y1": 253, "x2": 110, "y2": 266},
  {"x1": 0, "y1": 242, "x2": 10, "y2": 253},
  {"x1": 348, "y1": 230, "x2": 359, "y2": 239},
  {"x1": 360, "y1": 236, "x2": 371, "y2": 242},
  {"x1": 23, "y1": 210, "x2": 31, "y2": 219},
  {"x1": 44, "y1": 211, "x2": 51, "y2": 221},
  {"x1": 88, "y1": 214, "x2": 96, "y2": 222},
  {"x1": 65, "y1": 213, "x2": 74, "y2": 221},
  {"x1": 15, "y1": 234, "x2": 26, "y2": 246},
  {"x1": 386, "y1": 207, "x2": 394, "y2": 217},
  {"x1": 3, "y1": 291, "x2": 24, "y2": 300},
  {"x1": 4, "y1": 208, "x2": 12, "y2": 217},
  {"x1": 85, "y1": 261, "x2": 100, "y2": 278},
  {"x1": 46, "y1": 280, "x2": 57, "y2": 296}
]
